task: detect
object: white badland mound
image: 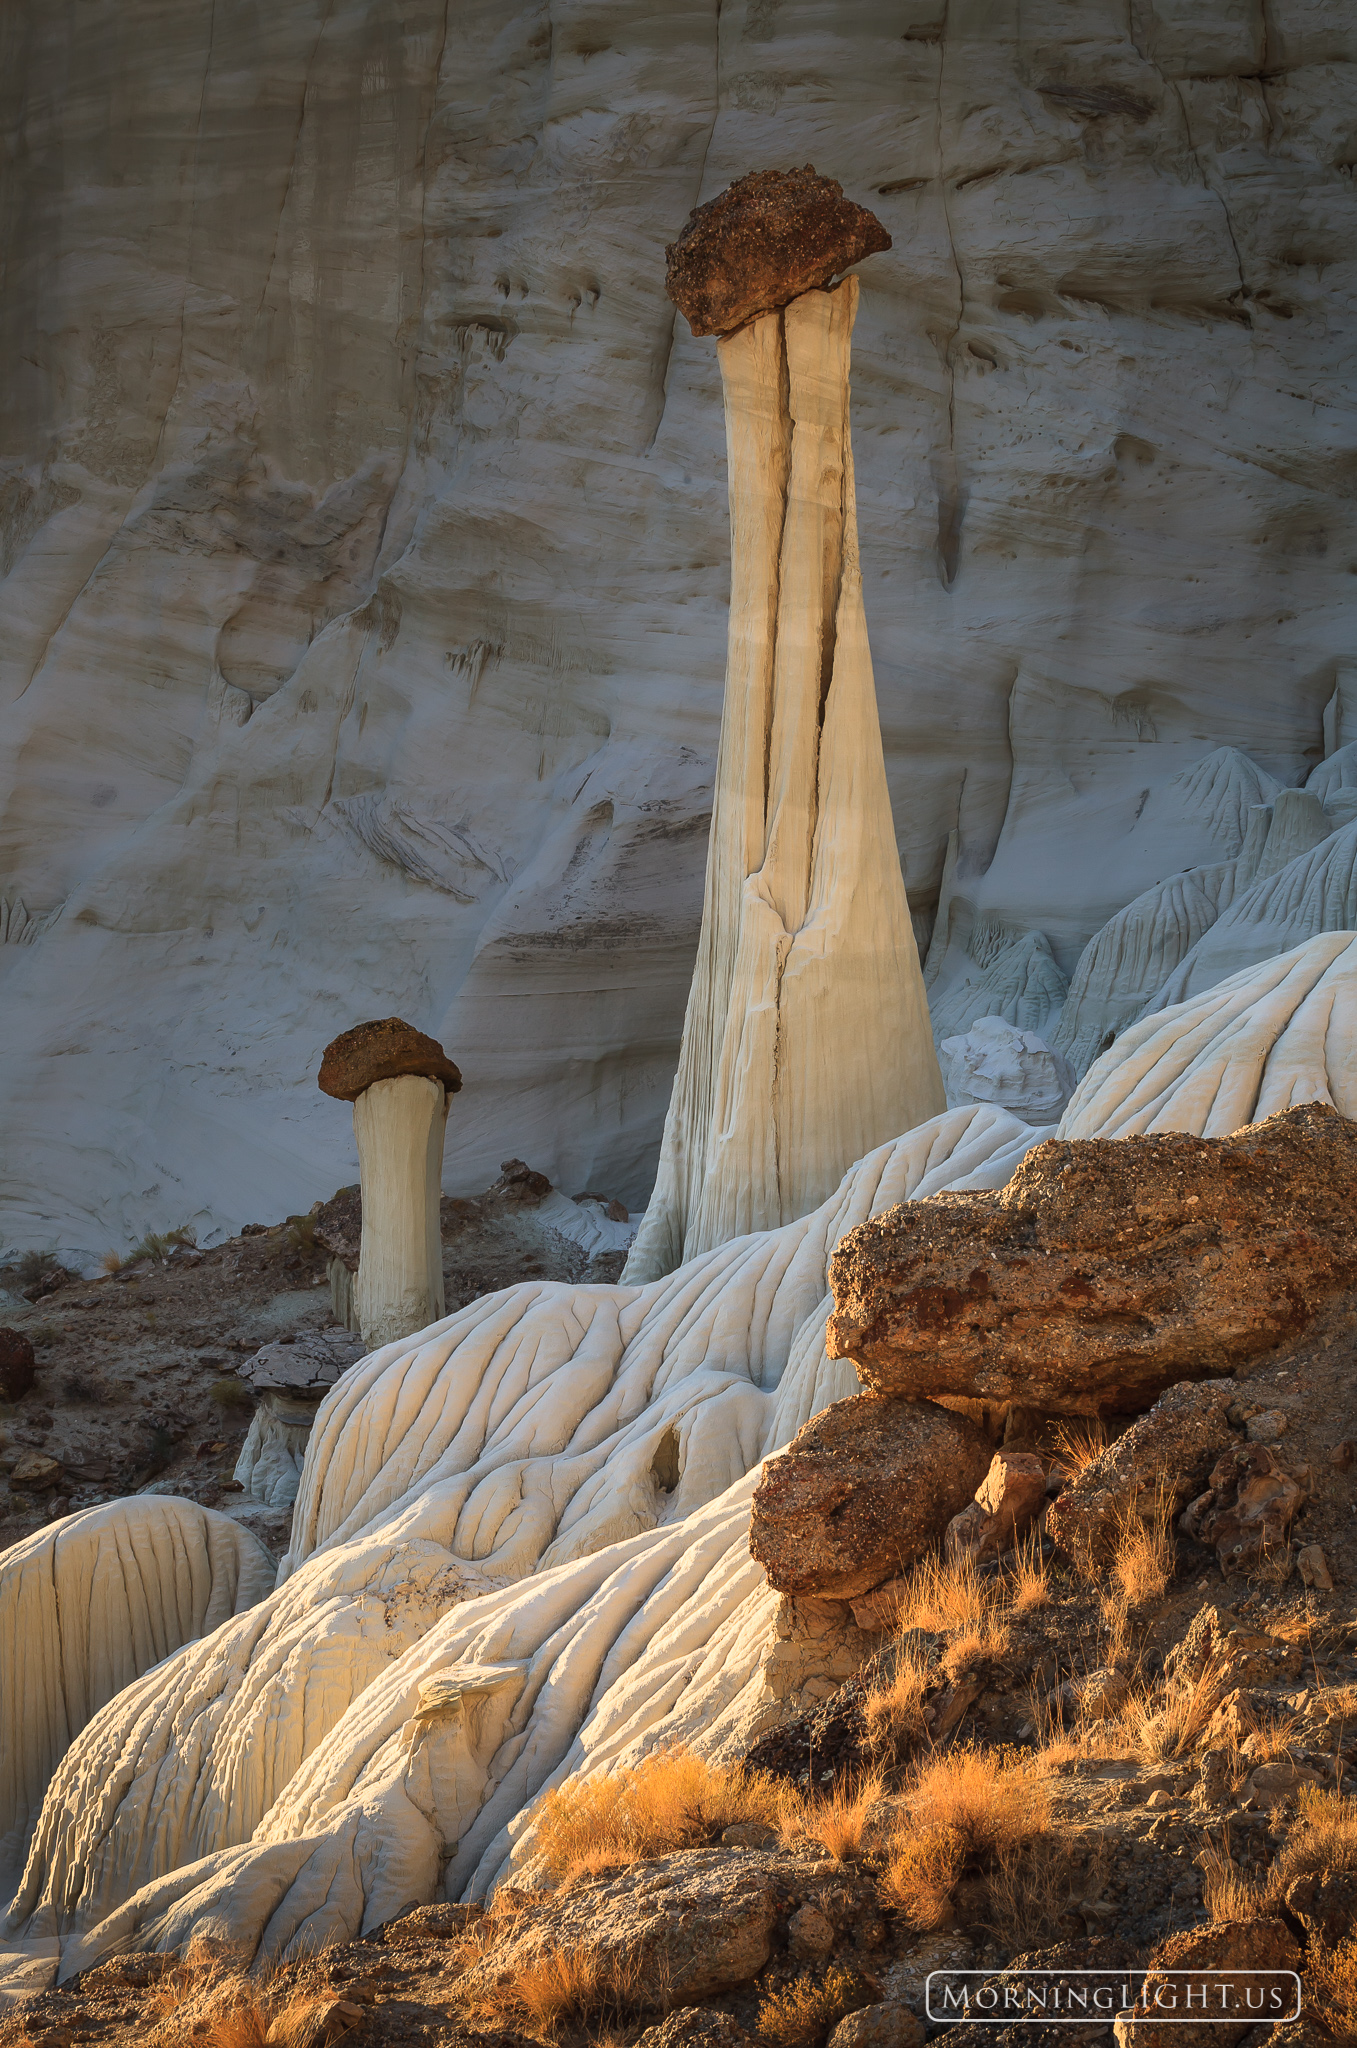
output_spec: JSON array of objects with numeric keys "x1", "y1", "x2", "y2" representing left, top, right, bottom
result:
[
  {"x1": 0, "y1": 1499, "x2": 275, "y2": 1892},
  {"x1": 0, "y1": 1100, "x2": 1041, "y2": 1989},
  {"x1": 623, "y1": 281, "x2": 943, "y2": 1285},
  {"x1": 8, "y1": 934, "x2": 1357, "y2": 1985}
]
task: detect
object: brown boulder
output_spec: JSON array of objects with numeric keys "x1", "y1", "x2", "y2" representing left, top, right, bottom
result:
[
  {"x1": 750, "y1": 1395, "x2": 991, "y2": 1600},
  {"x1": 11, "y1": 1450, "x2": 62, "y2": 1489},
  {"x1": 318, "y1": 1018, "x2": 461, "y2": 1101},
  {"x1": 1116, "y1": 1919, "x2": 1301, "y2": 2048},
  {"x1": 1284, "y1": 1868, "x2": 1357, "y2": 1944},
  {"x1": 665, "y1": 167, "x2": 891, "y2": 338},
  {"x1": 1046, "y1": 1379, "x2": 1237, "y2": 1569},
  {"x1": 827, "y1": 1105, "x2": 1357, "y2": 1413},
  {"x1": 945, "y1": 1448, "x2": 1047, "y2": 1563},
  {"x1": 0, "y1": 1328, "x2": 35, "y2": 1403},
  {"x1": 1178, "y1": 1444, "x2": 1306, "y2": 1574}
]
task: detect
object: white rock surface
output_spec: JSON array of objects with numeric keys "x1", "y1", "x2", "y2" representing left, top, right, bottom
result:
[
  {"x1": 939, "y1": 1015, "x2": 1076, "y2": 1121},
  {"x1": 2, "y1": 3, "x2": 1354, "y2": 1251},
  {"x1": 624, "y1": 282, "x2": 943, "y2": 1280},
  {"x1": 0, "y1": 1499, "x2": 275, "y2": 1891}
]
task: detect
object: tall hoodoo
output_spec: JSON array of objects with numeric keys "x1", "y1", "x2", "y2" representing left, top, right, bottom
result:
[
  {"x1": 625, "y1": 170, "x2": 944, "y2": 1282},
  {"x1": 318, "y1": 1018, "x2": 461, "y2": 1348}
]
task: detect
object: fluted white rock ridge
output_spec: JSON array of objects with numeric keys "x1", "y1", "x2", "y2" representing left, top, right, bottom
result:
[{"x1": 625, "y1": 280, "x2": 943, "y2": 1283}]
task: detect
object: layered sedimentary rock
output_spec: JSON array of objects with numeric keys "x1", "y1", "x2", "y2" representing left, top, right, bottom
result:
[
  {"x1": 2, "y1": 4, "x2": 1355, "y2": 1251},
  {"x1": 624, "y1": 276, "x2": 943, "y2": 1280},
  {"x1": 826, "y1": 1103, "x2": 1357, "y2": 1413}
]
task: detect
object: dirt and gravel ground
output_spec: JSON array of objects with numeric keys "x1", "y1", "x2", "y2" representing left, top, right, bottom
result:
[{"x1": 0, "y1": 1160, "x2": 633, "y2": 1562}]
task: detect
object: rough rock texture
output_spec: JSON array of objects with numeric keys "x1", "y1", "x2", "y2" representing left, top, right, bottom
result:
[
  {"x1": 637, "y1": 2012, "x2": 756, "y2": 2048},
  {"x1": 1117, "y1": 1919, "x2": 1302, "y2": 2048},
  {"x1": 3, "y1": 4, "x2": 1356, "y2": 1253},
  {"x1": 827, "y1": 1104, "x2": 1357, "y2": 1413},
  {"x1": 454, "y1": 1850, "x2": 785, "y2": 2007},
  {"x1": 238, "y1": 1330, "x2": 364, "y2": 1393},
  {"x1": 665, "y1": 169, "x2": 891, "y2": 337},
  {"x1": 749, "y1": 1394, "x2": 991, "y2": 1599},
  {"x1": 1046, "y1": 1379, "x2": 1238, "y2": 1567},
  {"x1": 1179, "y1": 1443, "x2": 1308, "y2": 1573},
  {"x1": 939, "y1": 1017, "x2": 1075, "y2": 1122},
  {"x1": 945, "y1": 1448, "x2": 1047, "y2": 1564},
  {"x1": 317, "y1": 1020, "x2": 461, "y2": 1103}
]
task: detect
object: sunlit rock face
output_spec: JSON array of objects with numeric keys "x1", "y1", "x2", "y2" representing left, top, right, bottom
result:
[{"x1": 0, "y1": 0, "x2": 1353, "y2": 1249}]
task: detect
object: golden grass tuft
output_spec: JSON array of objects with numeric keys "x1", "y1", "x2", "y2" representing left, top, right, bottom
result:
[
  {"x1": 1007, "y1": 1529, "x2": 1051, "y2": 1615},
  {"x1": 136, "y1": 1960, "x2": 360, "y2": 2048},
  {"x1": 491, "y1": 1945, "x2": 644, "y2": 2034},
  {"x1": 943, "y1": 1617, "x2": 1012, "y2": 1684},
  {"x1": 754, "y1": 1966, "x2": 872, "y2": 2048},
  {"x1": 787, "y1": 1772, "x2": 884, "y2": 1862},
  {"x1": 879, "y1": 1746, "x2": 1050, "y2": 1931},
  {"x1": 1122, "y1": 1664, "x2": 1224, "y2": 1764},
  {"x1": 1266, "y1": 1785, "x2": 1357, "y2": 1900},
  {"x1": 533, "y1": 1746, "x2": 785, "y2": 1885},
  {"x1": 890, "y1": 1553, "x2": 988, "y2": 1637},
  {"x1": 1198, "y1": 1836, "x2": 1265, "y2": 1924},
  {"x1": 1106, "y1": 1483, "x2": 1175, "y2": 1613},
  {"x1": 1052, "y1": 1419, "x2": 1107, "y2": 1481},
  {"x1": 1305, "y1": 1938, "x2": 1357, "y2": 2042},
  {"x1": 863, "y1": 1642, "x2": 932, "y2": 1758}
]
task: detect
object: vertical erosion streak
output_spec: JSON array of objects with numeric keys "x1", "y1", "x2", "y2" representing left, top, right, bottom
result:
[{"x1": 934, "y1": 0, "x2": 964, "y2": 589}]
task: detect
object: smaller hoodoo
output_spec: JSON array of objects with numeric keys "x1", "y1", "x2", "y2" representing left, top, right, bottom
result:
[
  {"x1": 318, "y1": 1017, "x2": 462, "y2": 1348},
  {"x1": 626, "y1": 168, "x2": 944, "y2": 1283}
]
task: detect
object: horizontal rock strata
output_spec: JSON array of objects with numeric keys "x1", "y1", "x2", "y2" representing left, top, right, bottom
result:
[{"x1": 826, "y1": 1103, "x2": 1357, "y2": 1414}]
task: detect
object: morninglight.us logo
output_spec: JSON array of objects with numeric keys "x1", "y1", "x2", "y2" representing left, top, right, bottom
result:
[{"x1": 926, "y1": 1969, "x2": 1303, "y2": 2025}]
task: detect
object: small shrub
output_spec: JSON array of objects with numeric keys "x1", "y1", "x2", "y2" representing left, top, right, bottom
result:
[
  {"x1": 131, "y1": 1225, "x2": 196, "y2": 1266},
  {"x1": 755, "y1": 1966, "x2": 873, "y2": 2048},
  {"x1": 210, "y1": 1378, "x2": 255, "y2": 1412},
  {"x1": 533, "y1": 1747, "x2": 785, "y2": 1886},
  {"x1": 100, "y1": 1249, "x2": 123, "y2": 1275},
  {"x1": 284, "y1": 1211, "x2": 322, "y2": 1259},
  {"x1": 988, "y1": 1831, "x2": 1109, "y2": 1952},
  {"x1": 943, "y1": 1616, "x2": 1011, "y2": 1683},
  {"x1": 15, "y1": 1247, "x2": 56, "y2": 1288}
]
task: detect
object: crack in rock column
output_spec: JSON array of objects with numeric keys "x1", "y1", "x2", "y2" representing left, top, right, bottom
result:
[{"x1": 625, "y1": 275, "x2": 944, "y2": 1283}]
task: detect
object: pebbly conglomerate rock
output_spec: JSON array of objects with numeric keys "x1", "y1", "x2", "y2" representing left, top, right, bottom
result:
[
  {"x1": 665, "y1": 167, "x2": 890, "y2": 337},
  {"x1": 826, "y1": 1104, "x2": 1357, "y2": 1415},
  {"x1": 749, "y1": 1394, "x2": 990, "y2": 1598}
]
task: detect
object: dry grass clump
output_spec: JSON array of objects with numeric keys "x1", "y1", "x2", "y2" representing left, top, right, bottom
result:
[
  {"x1": 788, "y1": 1773, "x2": 884, "y2": 1862},
  {"x1": 1122, "y1": 1664, "x2": 1224, "y2": 1764},
  {"x1": 138, "y1": 1959, "x2": 358, "y2": 2048},
  {"x1": 1104, "y1": 1483, "x2": 1175, "y2": 1617},
  {"x1": 1052, "y1": 1419, "x2": 1107, "y2": 1481},
  {"x1": 891, "y1": 1553, "x2": 988, "y2": 1636},
  {"x1": 1007, "y1": 1529, "x2": 1051, "y2": 1615},
  {"x1": 1267, "y1": 1785, "x2": 1357, "y2": 1898},
  {"x1": 864, "y1": 1642, "x2": 932, "y2": 1758},
  {"x1": 1198, "y1": 1836, "x2": 1264, "y2": 1924},
  {"x1": 484, "y1": 1945, "x2": 644, "y2": 2034},
  {"x1": 533, "y1": 1747, "x2": 785, "y2": 1885},
  {"x1": 1305, "y1": 1938, "x2": 1357, "y2": 2042},
  {"x1": 754, "y1": 1966, "x2": 871, "y2": 2048},
  {"x1": 879, "y1": 1746, "x2": 1050, "y2": 1933}
]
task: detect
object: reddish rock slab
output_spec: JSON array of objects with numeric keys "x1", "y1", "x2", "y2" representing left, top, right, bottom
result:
[
  {"x1": 945, "y1": 1448, "x2": 1047, "y2": 1564},
  {"x1": 665, "y1": 166, "x2": 891, "y2": 338},
  {"x1": 750, "y1": 1393, "x2": 990, "y2": 1600},
  {"x1": 826, "y1": 1104, "x2": 1357, "y2": 1415},
  {"x1": 318, "y1": 1018, "x2": 461, "y2": 1101},
  {"x1": 1046, "y1": 1378, "x2": 1237, "y2": 1569}
]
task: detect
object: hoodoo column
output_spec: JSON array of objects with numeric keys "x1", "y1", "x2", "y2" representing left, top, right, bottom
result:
[{"x1": 626, "y1": 169, "x2": 945, "y2": 1282}]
